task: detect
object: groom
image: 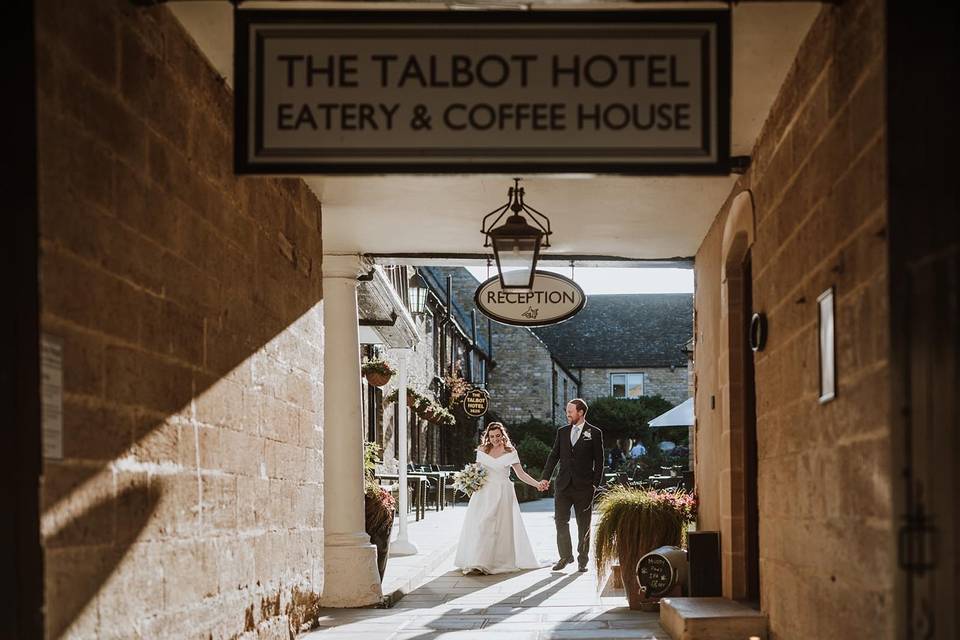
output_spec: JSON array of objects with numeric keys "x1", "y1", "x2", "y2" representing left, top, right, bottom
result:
[{"x1": 540, "y1": 398, "x2": 604, "y2": 572}]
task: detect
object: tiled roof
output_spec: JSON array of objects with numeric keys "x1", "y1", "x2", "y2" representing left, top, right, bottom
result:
[{"x1": 532, "y1": 293, "x2": 693, "y2": 368}]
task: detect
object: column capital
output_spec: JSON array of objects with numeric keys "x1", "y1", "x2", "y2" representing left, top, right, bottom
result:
[{"x1": 322, "y1": 253, "x2": 370, "y2": 280}]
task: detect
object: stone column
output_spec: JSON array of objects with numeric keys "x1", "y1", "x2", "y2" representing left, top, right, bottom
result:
[{"x1": 320, "y1": 254, "x2": 382, "y2": 607}]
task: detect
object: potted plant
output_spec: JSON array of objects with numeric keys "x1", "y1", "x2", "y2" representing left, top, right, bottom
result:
[
  {"x1": 593, "y1": 486, "x2": 697, "y2": 609},
  {"x1": 363, "y1": 442, "x2": 396, "y2": 581},
  {"x1": 385, "y1": 386, "x2": 421, "y2": 408},
  {"x1": 414, "y1": 395, "x2": 434, "y2": 419},
  {"x1": 436, "y1": 407, "x2": 456, "y2": 427},
  {"x1": 361, "y1": 358, "x2": 396, "y2": 387}
]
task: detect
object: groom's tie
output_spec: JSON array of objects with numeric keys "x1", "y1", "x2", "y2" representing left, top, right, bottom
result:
[{"x1": 571, "y1": 424, "x2": 581, "y2": 446}]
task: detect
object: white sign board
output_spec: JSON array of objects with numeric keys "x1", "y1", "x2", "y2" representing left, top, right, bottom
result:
[
  {"x1": 236, "y1": 10, "x2": 730, "y2": 174},
  {"x1": 475, "y1": 271, "x2": 586, "y2": 327},
  {"x1": 41, "y1": 334, "x2": 63, "y2": 459}
]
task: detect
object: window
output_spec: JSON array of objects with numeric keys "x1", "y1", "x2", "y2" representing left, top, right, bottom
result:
[
  {"x1": 365, "y1": 384, "x2": 378, "y2": 444},
  {"x1": 611, "y1": 373, "x2": 645, "y2": 398}
]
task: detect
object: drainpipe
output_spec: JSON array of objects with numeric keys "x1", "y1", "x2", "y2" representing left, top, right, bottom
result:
[
  {"x1": 469, "y1": 309, "x2": 477, "y2": 383},
  {"x1": 487, "y1": 318, "x2": 494, "y2": 368}
]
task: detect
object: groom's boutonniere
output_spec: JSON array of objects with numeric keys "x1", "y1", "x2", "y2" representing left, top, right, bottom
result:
[{"x1": 583, "y1": 430, "x2": 593, "y2": 440}]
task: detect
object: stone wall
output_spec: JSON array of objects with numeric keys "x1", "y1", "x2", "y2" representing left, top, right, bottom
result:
[
  {"x1": 36, "y1": 2, "x2": 325, "y2": 637},
  {"x1": 578, "y1": 366, "x2": 689, "y2": 406},
  {"x1": 378, "y1": 312, "x2": 441, "y2": 470},
  {"x1": 488, "y1": 323, "x2": 556, "y2": 424},
  {"x1": 694, "y1": 0, "x2": 891, "y2": 637},
  {"x1": 550, "y1": 362, "x2": 581, "y2": 425}
]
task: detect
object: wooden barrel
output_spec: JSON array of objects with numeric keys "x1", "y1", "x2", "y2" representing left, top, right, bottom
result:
[{"x1": 637, "y1": 545, "x2": 688, "y2": 598}]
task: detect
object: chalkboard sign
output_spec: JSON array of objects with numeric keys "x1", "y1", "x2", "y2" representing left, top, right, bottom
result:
[{"x1": 637, "y1": 546, "x2": 688, "y2": 597}]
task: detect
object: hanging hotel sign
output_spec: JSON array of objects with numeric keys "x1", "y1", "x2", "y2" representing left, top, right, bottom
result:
[
  {"x1": 475, "y1": 271, "x2": 586, "y2": 327},
  {"x1": 463, "y1": 388, "x2": 490, "y2": 418},
  {"x1": 235, "y1": 10, "x2": 731, "y2": 175}
]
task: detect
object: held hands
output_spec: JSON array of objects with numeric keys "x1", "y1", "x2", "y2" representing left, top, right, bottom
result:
[{"x1": 537, "y1": 479, "x2": 550, "y2": 492}]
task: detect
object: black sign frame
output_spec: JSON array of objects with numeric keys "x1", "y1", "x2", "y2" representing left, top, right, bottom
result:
[
  {"x1": 235, "y1": 9, "x2": 731, "y2": 175},
  {"x1": 462, "y1": 388, "x2": 490, "y2": 418}
]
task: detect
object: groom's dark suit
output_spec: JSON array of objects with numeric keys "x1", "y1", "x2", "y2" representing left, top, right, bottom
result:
[{"x1": 542, "y1": 422, "x2": 604, "y2": 567}]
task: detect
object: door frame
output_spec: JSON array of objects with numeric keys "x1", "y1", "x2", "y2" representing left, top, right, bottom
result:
[{"x1": 4, "y1": 0, "x2": 44, "y2": 637}]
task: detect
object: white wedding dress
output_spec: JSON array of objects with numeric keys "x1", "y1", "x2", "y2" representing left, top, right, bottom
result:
[{"x1": 454, "y1": 449, "x2": 542, "y2": 574}]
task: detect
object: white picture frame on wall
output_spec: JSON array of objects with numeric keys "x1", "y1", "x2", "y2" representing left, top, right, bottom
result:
[{"x1": 817, "y1": 287, "x2": 837, "y2": 403}]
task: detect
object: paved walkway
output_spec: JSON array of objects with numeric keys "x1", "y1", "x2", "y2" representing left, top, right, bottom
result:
[{"x1": 303, "y1": 498, "x2": 668, "y2": 639}]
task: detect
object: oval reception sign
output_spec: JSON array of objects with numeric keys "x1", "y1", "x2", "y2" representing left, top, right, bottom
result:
[{"x1": 474, "y1": 271, "x2": 586, "y2": 327}]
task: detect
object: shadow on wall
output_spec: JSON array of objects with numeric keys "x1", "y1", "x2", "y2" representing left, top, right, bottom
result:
[{"x1": 37, "y1": 1, "x2": 325, "y2": 636}]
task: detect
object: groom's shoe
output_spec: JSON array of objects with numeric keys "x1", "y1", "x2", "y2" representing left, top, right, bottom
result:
[
  {"x1": 577, "y1": 563, "x2": 589, "y2": 573},
  {"x1": 552, "y1": 558, "x2": 573, "y2": 571}
]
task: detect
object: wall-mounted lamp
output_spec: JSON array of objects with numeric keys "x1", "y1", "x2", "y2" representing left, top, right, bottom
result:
[
  {"x1": 481, "y1": 178, "x2": 552, "y2": 289},
  {"x1": 749, "y1": 312, "x2": 767, "y2": 352}
]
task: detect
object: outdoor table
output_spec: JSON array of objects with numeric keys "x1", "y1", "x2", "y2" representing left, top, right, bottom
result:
[{"x1": 376, "y1": 473, "x2": 428, "y2": 521}]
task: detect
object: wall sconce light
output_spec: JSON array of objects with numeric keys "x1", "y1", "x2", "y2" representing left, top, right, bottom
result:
[{"x1": 481, "y1": 178, "x2": 552, "y2": 289}]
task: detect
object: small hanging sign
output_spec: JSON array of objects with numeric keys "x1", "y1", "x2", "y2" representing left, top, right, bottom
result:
[
  {"x1": 474, "y1": 270, "x2": 586, "y2": 327},
  {"x1": 463, "y1": 388, "x2": 490, "y2": 418}
]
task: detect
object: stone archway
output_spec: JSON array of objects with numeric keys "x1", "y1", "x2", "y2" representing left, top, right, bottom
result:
[{"x1": 720, "y1": 190, "x2": 760, "y2": 602}]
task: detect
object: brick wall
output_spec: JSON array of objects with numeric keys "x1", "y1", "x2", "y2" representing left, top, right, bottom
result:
[
  {"x1": 578, "y1": 366, "x2": 689, "y2": 406},
  {"x1": 36, "y1": 2, "x2": 325, "y2": 637},
  {"x1": 694, "y1": 0, "x2": 891, "y2": 637}
]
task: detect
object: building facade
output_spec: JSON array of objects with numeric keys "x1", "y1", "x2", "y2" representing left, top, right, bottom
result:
[
  {"x1": 362, "y1": 266, "x2": 493, "y2": 472},
  {"x1": 534, "y1": 294, "x2": 693, "y2": 407},
  {"x1": 426, "y1": 267, "x2": 580, "y2": 426}
]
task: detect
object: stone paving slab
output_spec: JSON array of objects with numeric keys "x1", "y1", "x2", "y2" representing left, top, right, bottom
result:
[{"x1": 302, "y1": 499, "x2": 669, "y2": 639}]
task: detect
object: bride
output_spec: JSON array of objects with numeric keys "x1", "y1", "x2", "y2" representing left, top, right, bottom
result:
[{"x1": 454, "y1": 422, "x2": 545, "y2": 574}]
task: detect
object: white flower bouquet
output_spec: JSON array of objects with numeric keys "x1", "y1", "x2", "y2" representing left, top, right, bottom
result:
[{"x1": 451, "y1": 463, "x2": 488, "y2": 497}]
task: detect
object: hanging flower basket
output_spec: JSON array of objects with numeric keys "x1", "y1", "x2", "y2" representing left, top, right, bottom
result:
[
  {"x1": 361, "y1": 359, "x2": 396, "y2": 387},
  {"x1": 417, "y1": 398, "x2": 456, "y2": 426},
  {"x1": 385, "y1": 387, "x2": 421, "y2": 407},
  {"x1": 414, "y1": 396, "x2": 433, "y2": 417}
]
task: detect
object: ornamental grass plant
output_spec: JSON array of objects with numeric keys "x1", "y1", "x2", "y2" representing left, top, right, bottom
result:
[{"x1": 593, "y1": 485, "x2": 697, "y2": 600}]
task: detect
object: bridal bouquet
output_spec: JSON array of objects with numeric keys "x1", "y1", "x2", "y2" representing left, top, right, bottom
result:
[{"x1": 451, "y1": 463, "x2": 488, "y2": 497}]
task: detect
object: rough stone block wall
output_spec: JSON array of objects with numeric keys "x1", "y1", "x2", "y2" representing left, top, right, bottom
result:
[
  {"x1": 579, "y1": 367, "x2": 689, "y2": 406},
  {"x1": 551, "y1": 363, "x2": 580, "y2": 425},
  {"x1": 694, "y1": 0, "x2": 891, "y2": 637},
  {"x1": 379, "y1": 316, "x2": 439, "y2": 470},
  {"x1": 487, "y1": 324, "x2": 556, "y2": 425},
  {"x1": 36, "y1": 1, "x2": 324, "y2": 637},
  {"x1": 643, "y1": 368, "x2": 690, "y2": 405}
]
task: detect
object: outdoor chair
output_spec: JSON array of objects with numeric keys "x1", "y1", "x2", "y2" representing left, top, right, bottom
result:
[{"x1": 410, "y1": 464, "x2": 444, "y2": 511}]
